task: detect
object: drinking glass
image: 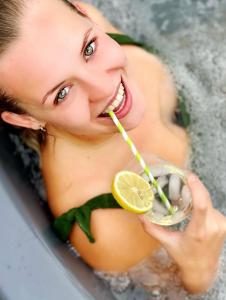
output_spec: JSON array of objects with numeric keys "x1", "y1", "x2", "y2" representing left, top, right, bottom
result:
[{"x1": 126, "y1": 154, "x2": 193, "y2": 226}]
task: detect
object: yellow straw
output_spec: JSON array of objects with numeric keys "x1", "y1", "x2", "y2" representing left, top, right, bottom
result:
[{"x1": 109, "y1": 110, "x2": 174, "y2": 214}]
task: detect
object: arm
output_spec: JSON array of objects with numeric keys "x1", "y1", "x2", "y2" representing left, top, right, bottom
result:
[
  {"x1": 139, "y1": 174, "x2": 226, "y2": 294},
  {"x1": 68, "y1": 207, "x2": 160, "y2": 272}
]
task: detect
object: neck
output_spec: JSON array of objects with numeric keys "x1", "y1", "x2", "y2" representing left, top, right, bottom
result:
[{"x1": 44, "y1": 125, "x2": 125, "y2": 152}]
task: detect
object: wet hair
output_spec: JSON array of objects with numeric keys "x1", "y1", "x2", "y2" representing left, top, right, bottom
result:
[{"x1": 0, "y1": 0, "x2": 80, "y2": 152}]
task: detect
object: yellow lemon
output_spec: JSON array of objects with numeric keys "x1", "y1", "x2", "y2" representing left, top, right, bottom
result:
[{"x1": 112, "y1": 170, "x2": 154, "y2": 214}]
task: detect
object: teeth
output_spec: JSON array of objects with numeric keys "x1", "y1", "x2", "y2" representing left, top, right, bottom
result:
[
  {"x1": 115, "y1": 94, "x2": 122, "y2": 102},
  {"x1": 108, "y1": 105, "x2": 114, "y2": 111},
  {"x1": 118, "y1": 89, "x2": 124, "y2": 96},
  {"x1": 120, "y1": 83, "x2": 124, "y2": 90},
  {"x1": 112, "y1": 99, "x2": 120, "y2": 107},
  {"x1": 104, "y1": 82, "x2": 125, "y2": 113}
]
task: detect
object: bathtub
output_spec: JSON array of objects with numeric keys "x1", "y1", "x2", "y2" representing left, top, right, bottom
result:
[{"x1": 0, "y1": 130, "x2": 114, "y2": 300}]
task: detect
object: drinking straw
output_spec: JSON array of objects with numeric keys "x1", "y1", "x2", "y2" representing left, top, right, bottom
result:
[{"x1": 108, "y1": 110, "x2": 174, "y2": 214}]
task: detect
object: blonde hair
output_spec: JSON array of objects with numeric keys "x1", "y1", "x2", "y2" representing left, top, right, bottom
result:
[{"x1": 0, "y1": 0, "x2": 80, "y2": 154}]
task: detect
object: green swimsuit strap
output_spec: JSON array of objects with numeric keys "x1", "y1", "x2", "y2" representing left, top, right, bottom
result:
[
  {"x1": 107, "y1": 32, "x2": 159, "y2": 55},
  {"x1": 52, "y1": 193, "x2": 120, "y2": 243}
]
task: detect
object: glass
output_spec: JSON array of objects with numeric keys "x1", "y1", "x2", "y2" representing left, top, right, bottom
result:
[{"x1": 126, "y1": 154, "x2": 193, "y2": 226}]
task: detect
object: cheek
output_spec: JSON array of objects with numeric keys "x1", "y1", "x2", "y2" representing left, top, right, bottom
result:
[{"x1": 48, "y1": 98, "x2": 92, "y2": 129}]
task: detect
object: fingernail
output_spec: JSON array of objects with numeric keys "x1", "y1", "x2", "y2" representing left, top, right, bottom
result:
[{"x1": 188, "y1": 174, "x2": 197, "y2": 183}]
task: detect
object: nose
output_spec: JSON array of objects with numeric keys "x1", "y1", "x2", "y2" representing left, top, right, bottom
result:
[
  {"x1": 83, "y1": 77, "x2": 118, "y2": 103},
  {"x1": 103, "y1": 36, "x2": 127, "y2": 74},
  {"x1": 81, "y1": 35, "x2": 127, "y2": 101}
]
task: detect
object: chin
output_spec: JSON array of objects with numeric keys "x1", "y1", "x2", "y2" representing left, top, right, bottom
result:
[{"x1": 122, "y1": 102, "x2": 146, "y2": 131}]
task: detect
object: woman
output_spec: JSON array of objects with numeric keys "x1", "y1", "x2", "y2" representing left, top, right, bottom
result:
[{"x1": 0, "y1": 0, "x2": 225, "y2": 294}]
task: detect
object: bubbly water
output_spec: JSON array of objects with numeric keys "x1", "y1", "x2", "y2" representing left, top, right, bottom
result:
[{"x1": 10, "y1": 0, "x2": 226, "y2": 299}]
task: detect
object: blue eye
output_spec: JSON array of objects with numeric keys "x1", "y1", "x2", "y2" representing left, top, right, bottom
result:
[
  {"x1": 54, "y1": 86, "x2": 70, "y2": 105},
  {"x1": 84, "y1": 38, "x2": 96, "y2": 60}
]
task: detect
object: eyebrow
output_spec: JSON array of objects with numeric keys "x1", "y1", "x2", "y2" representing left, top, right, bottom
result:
[{"x1": 41, "y1": 27, "x2": 93, "y2": 104}]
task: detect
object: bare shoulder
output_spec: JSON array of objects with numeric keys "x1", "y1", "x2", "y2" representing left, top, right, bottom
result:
[{"x1": 77, "y1": 1, "x2": 121, "y2": 33}]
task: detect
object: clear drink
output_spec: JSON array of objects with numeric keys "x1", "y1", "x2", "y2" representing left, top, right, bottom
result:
[
  {"x1": 142, "y1": 163, "x2": 192, "y2": 226},
  {"x1": 126, "y1": 155, "x2": 193, "y2": 226}
]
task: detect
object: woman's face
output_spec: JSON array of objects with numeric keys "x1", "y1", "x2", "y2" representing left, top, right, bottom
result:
[{"x1": 0, "y1": 0, "x2": 145, "y2": 140}]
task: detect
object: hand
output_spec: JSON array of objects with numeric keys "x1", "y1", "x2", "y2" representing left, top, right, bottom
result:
[{"x1": 139, "y1": 174, "x2": 226, "y2": 293}]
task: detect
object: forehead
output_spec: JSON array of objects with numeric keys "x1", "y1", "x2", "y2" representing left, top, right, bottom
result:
[{"x1": 0, "y1": 0, "x2": 89, "y2": 103}]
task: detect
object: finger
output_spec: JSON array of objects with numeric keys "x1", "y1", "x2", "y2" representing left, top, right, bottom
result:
[
  {"x1": 215, "y1": 210, "x2": 226, "y2": 237},
  {"x1": 187, "y1": 173, "x2": 212, "y2": 226},
  {"x1": 138, "y1": 215, "x2": 178, "y2": 247}
]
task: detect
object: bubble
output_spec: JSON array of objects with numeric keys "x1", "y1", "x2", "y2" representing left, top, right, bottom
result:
[{"x1": 149, "y1": 285, "x2": 162, "y2": 298}]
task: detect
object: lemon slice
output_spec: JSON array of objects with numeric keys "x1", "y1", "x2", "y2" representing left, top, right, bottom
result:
[{"x1": 112, "y1": 170, "x2": 154, "y2": 214}]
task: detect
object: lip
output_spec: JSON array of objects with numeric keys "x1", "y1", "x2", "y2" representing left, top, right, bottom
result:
[
  {"x1": 114, "y1": 77, "x2": 132, "y2": 119},
  {"x1": 98, "y1": 77, "x2": 132, "y2": 119}
]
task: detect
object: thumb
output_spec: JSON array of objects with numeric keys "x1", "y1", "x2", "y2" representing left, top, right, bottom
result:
[
  {"x1": 138, "y1": 215, "x2": 177, "y2": 247},
  {"x1": 186, "y1": 173, "x2": 212, "y2": 229},
  {"x1": 187, "y1": 173, "x2": 212, "y2": 208}
]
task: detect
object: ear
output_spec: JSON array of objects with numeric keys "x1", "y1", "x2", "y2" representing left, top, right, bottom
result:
[{"x1": 1, "y1": 111, "x2": 44, "y2": 130}]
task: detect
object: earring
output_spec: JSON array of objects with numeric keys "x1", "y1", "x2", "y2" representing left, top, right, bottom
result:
[{"x1": 39, "y1": 125, "x2": 47, "y2": 132}]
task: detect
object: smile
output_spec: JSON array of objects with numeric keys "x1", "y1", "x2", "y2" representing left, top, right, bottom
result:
[
  {"x1": 104, "y1": 82, "x2": 125, "y2": 113},
  {"x1": 98, "y1": 78, "x2": 132, "y2": 119}
]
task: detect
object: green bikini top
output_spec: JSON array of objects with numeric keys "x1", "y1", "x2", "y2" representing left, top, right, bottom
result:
[{"x1": 52, "y1": 33, "x2": 190, "y2": 244}]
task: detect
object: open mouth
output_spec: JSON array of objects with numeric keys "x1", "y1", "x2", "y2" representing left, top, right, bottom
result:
[{"x1": 98, "y1": 79, "x2": 127, "y2": 118}]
